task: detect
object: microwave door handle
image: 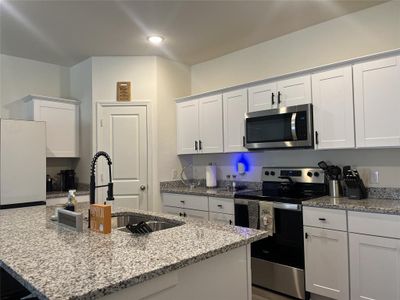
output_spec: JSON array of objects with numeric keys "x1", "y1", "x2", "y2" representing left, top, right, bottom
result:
[{"x1": 291, "y1": 112, "x2": 298, "y2": 141}]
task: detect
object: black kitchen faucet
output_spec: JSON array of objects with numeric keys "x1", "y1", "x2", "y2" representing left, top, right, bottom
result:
[{"x1": 89, "y1": 151, "x2": 114, "y2": 205}]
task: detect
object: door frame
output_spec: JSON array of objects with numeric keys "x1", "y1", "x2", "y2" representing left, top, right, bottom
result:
[{"x1": 94, "y1": 101, "x2": 153, "y2": 211}]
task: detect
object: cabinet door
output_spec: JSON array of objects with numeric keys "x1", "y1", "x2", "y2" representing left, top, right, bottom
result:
[
  {"x1": 199, "y1": 94, "x2": 223, "y2": 153},
  {"x1": 209, "y1": 212, "x2": 234, "y2": 225},
  {"x1": 184, "y1": 208, "x2": 209, "y2": 221},
  {"x1": 304, "y1": 226, "x2": 349, "y2": 300},
  {"x1": 33, "y1": 100, "x2": 79, "y2": 157},
  {"x1": 277, "y1": 75, "x2": 312, "y2": 107},
  {"x1": 312, "y1": 66, "x2": 355, "y2": 149},
  {"x1": 353, "y1": 55, "x2": 400, "y2": 148},
  {"x1": 349, "y1": 233, "x2": 400, "y2": 300},
  {"x1": 248, "y1": 83, "x2": 277, "y2": 112},
  {"x1": 176, "y1": 99, "x2": 199, "y2": 154},
  {"x1": 223, "y1": 89, "x2": 248, "y2": 152}
]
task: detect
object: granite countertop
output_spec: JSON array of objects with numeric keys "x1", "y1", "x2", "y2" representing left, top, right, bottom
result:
[
  {"x1": 303, "y1": 196, "x2": 400, "y2": 215},
  {"x1": 160, "y1": 180, "x2": 261, "y2": 199},
  {"x1": 0, "y1": 204, "x2": 268, "y2": 300},
  {"x1": 160, "y1": 185, "x2": 238, "y2": 198}
]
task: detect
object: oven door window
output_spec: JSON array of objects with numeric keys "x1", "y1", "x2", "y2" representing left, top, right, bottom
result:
[
  {"x1": 246, "y1": 111, "x2": 308, "y2": 143},
  {"x1": 251, "y1": 207, "x2": 304, "y2": 269}
]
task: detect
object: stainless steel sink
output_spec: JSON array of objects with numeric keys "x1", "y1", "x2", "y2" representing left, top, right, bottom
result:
[{"x1": 111, "y1": 213, "x2": 184, "y2": 233}]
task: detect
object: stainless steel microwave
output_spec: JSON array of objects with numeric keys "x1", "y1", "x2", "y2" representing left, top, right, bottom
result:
[{"x1": 245, "y1": 104, "x2": 313, "y2": 150}]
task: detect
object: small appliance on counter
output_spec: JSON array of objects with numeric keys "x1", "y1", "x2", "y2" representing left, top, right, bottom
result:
[
  {"x1": 58, "y1": 169, "x2": 77, "y2": 191},
  {"x1": 343, "y1": 166, "x2": 367, "y2": 199}
]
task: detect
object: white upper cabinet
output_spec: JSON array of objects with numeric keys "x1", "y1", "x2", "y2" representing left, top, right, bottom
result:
[
  {"x1": 312, "y1": 66, "x2": 355, "y2": 150},
  {"x1": 27, "y1": 95, "x2": 80, "y2": 158},
  {"x1": 223, "y1": 89, "x2": 248, "y2": 152},
  {"x1": 177, "y1": 99, "x2": 199, "y2": 154},
  {"x1": 248, "y1": 82, "x2": 277, "y2": 112},
  {"x1": 198, "y1": 94, "x2": 223, "y2": 153},
  {"x1": 349, "y1": 233, "x2": 400, "y2": 300},
  {"x1": 176, "y1": 94, "x2": 223, "y2": 155},
  {"x1": 304, "y1": 226, "x2": 349, "y2": 300},
  {"x1": 353, "y1": 55, "x2": 400, "y2": 148},
  {"x1": 277, "y1": 74, "x2": 312, "y2": 107}
]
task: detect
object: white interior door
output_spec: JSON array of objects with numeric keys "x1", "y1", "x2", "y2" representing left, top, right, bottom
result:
[{"x1": 98, "y1": 105, "x2": 148, "y2": 210}]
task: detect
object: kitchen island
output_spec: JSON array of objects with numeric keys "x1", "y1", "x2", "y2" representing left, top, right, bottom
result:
[{"x1": 0, "y1": 204, "x2": 267, "y2": 300}]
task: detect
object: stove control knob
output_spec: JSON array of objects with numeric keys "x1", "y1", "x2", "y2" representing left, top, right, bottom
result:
[
  {"x1": 314, "y1": 172, "x2": 320, "y2": 177},
  {"x1": 307, "y1": 171, "x2": 313, "y2": 177},
  {"x1": 271, "y1": 171, "x2": 275, "y2": 176},
  {"x1": 264, "y1": 171, "x2": 270, "y2": 176}
]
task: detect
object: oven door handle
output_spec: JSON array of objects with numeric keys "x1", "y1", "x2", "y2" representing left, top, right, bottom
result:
[
  {"x1": 273, "y1": 202, "x2": 301, "y2": 211},
  {"x1": 291, "y1": 112, "x2": 298, "y2": 141}
]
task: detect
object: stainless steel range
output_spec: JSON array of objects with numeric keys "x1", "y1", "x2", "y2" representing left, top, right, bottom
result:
[{"x1": 234, "y1": 167, "x2": 327, "y2": 299}]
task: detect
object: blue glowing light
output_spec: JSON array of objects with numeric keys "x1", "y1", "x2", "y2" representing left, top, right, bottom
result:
[{"x1": 234, "y1": 153, "x2": 251, "y2": 173}]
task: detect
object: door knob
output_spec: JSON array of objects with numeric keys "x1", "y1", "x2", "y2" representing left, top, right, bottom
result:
[{"x1": 140, "y1": 185, "x2": 146, "y2": 191}]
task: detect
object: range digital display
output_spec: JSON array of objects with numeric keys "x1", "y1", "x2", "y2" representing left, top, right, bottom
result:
[{"x1": 280, "y1": 170, "x2": 302, "y2": 177}]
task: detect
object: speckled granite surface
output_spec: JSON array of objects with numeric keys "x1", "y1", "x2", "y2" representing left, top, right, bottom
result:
[
  {"x1": 160, "y1": 180, "x2": 261, "y2": 199},
  {"x1": 367, "y1": 187, "x2": 400, "y2": 200},
  {"x1": 303, "y1": 196, "x2": 400, "y2": 215},
  {"x1": 0, "y1": 204, "x2": 267, "y2": 300}
]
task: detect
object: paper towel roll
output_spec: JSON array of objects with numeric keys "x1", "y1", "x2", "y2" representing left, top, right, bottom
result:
[{"x1": 206, "y1": 164, "x2": 217, "y2": 188}]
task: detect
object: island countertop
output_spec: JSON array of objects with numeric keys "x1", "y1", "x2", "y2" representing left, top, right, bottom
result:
[{"x1": 0, "y1": 204, "x2": 267, "y2": 300}]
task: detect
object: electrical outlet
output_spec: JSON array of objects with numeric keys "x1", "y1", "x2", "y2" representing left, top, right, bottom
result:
[
  {"x1": 172, "y1": 169, "x2": 178, "y2": 180},
  {"x1": 370, "y1": 170, "x2": 379, "y2": 184}
]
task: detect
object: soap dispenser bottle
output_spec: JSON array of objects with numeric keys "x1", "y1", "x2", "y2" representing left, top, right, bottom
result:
[{"x1": 65, "y1": 190, "x2": 75, "y2": 211}]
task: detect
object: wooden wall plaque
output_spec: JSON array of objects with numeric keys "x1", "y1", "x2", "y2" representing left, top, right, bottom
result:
[{"x1": 117, "y1": 82, "x2": 131, "y2": 101}]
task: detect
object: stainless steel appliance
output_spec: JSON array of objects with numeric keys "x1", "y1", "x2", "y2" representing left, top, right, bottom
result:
[
  {"x1": 245, "y1": 104, "x2": 313, "y2": 150},
  {"x1": 234, "y1": 167, "x2": 327, "y2": 299}
]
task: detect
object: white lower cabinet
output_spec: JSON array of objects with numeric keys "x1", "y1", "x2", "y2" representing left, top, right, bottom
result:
[
  {"x1": 349, "y1": 233, "x2": 400, "y2": 300},
  {"x1": 162, "y1": 193, "x2": 235, "y2": 224},
  {"x1": 209, "y1": 212, "x2": 234, "y2": 225},
  {"x1": 304, "y1": 226, "x2": 349, "y2": 300}
]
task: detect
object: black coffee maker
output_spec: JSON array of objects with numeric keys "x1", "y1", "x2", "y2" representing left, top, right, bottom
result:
[{"x1": 59, "y1": 170, "x2": 76, "y2": 191}]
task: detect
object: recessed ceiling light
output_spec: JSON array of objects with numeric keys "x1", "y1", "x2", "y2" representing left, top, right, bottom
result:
[{"x1": 147, "y1": 35, "x2": 164, "y2": 45}]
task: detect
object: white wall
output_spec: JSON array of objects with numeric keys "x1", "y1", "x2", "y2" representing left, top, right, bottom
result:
[
  {"x1": 188, "y1": 0, "x2": 400, "y2": 188},
  {"x1": 0, "y1": 54, "x2": 70, "y2": 118},
  {"x1": 69, "y1": 58, "x2": 92, "y2": 185},
  {"x1": 191, "y1": 0, "x2": 400, "y2": 94}
]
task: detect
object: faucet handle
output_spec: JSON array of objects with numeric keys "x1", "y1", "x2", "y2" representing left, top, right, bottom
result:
[{"x1": 106, "y1": 182, "x2": 114, "y2": 201}]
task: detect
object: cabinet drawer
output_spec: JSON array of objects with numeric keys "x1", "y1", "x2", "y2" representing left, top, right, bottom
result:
[
  {"x1": 209, "y1": 197, "x2": 234, "y2": 214},
  {"x1": 303, "y1": 207, "x2": 347, "y2": 231},
  {"x1": 209, "y1": 212, "x2": 234, "y2": 225},
  {"x1": 162, "y1": 193, "x2": 208, "y2": 211},
  {"x1": 348, "y1": 211, "x2": 400, "y2": 239}
]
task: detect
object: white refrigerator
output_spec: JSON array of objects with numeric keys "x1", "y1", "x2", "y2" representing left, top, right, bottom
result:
[{"x1": 0, "y1": 119, "x2": 46, "y2": 208}]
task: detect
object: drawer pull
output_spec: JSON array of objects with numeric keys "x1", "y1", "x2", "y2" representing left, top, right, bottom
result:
[
  {"x1": 318, "y1": 218, "x2": 326, "y2": 222},
  {"x1": 180, "y1": 200, "x2": 185, "y2": 204},
  {"x1": 217, "y1": 204, "x2": 223, "y2": 208},
  {"x1": 229, "y1": 220, "x2": 233, "y2": 225}
]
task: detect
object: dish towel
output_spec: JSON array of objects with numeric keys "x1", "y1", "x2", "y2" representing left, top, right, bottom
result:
[
  {"x1": 247, "y1": 200, "x2": 260, "y2": 229},
  {"x1": 259, "y1": 201, "x2": 274, "y2": 236}
]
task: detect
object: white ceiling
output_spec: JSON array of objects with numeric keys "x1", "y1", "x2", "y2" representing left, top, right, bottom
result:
[{"x1": 0, "y1": 0, "x2": 387, "y2": 67}]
